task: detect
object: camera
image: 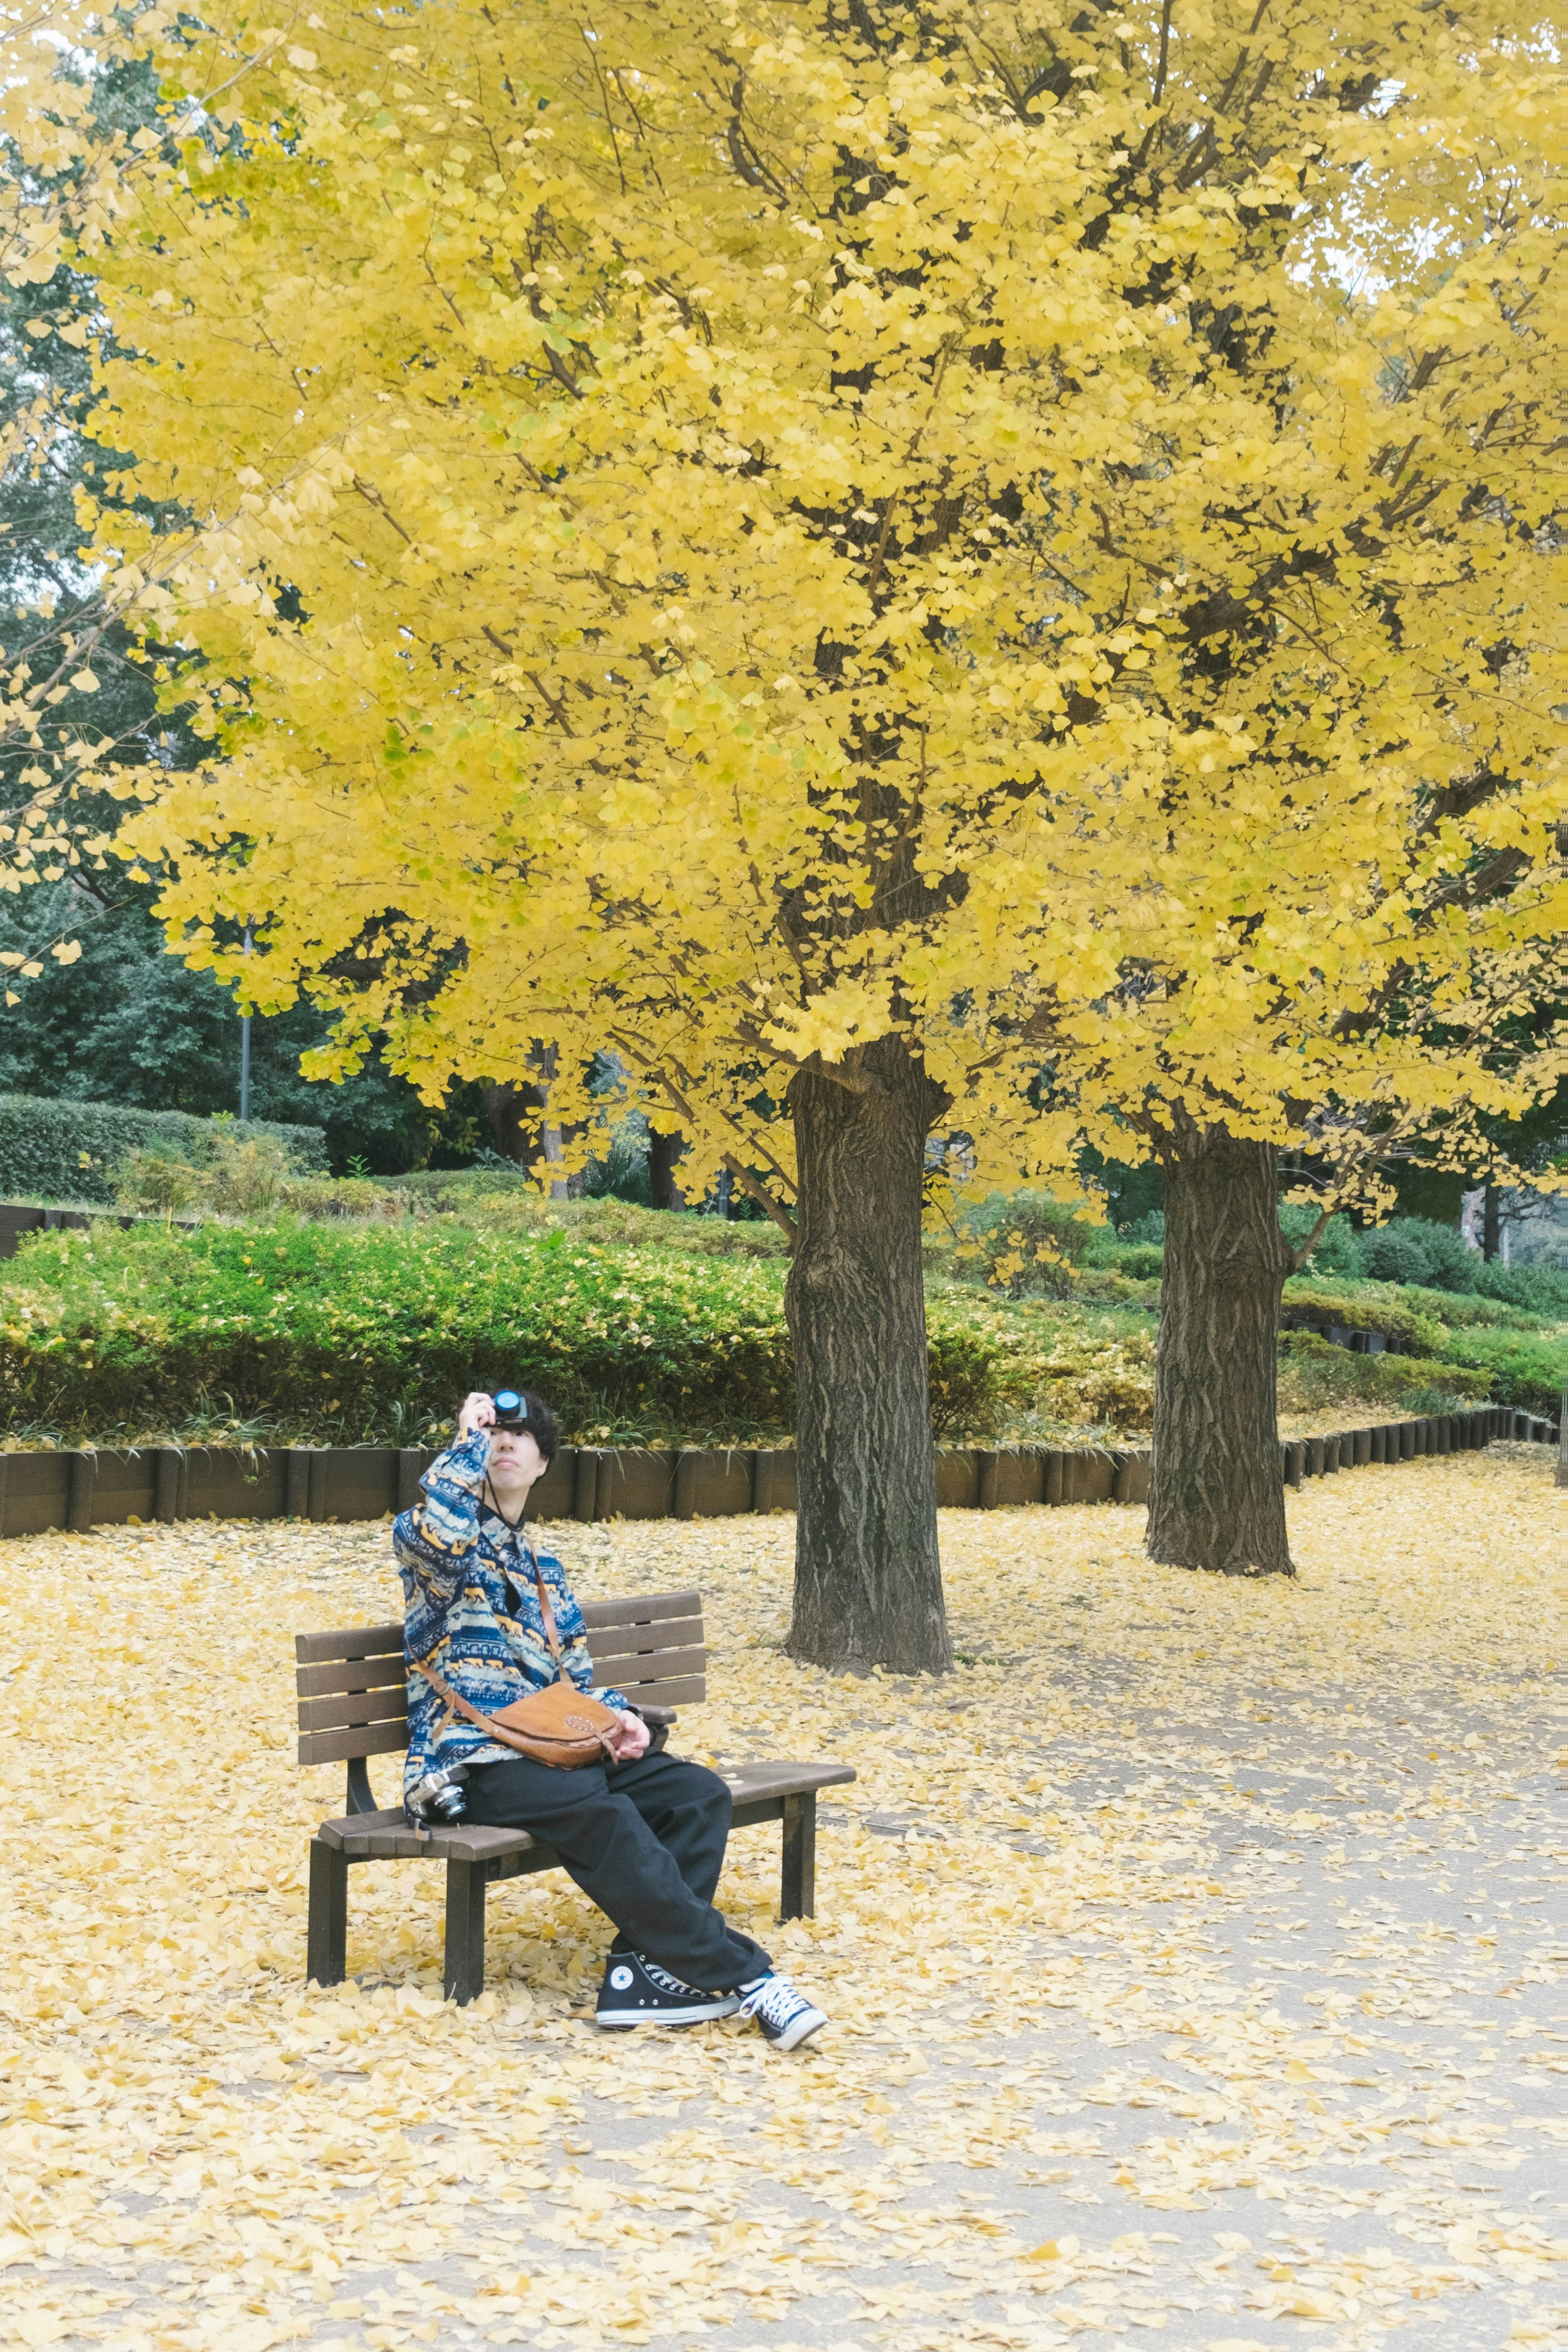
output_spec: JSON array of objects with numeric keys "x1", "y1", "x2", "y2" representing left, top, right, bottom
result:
[
  {"x1": 489, "y1": 1388, "x2": 530, "y2": 1433},
  {"x1": 404, "y1": 1761, "x2": 470, "y2": 1829}
]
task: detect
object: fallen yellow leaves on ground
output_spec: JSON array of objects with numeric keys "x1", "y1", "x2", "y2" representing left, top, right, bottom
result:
[{"x1": 0, "y1": 1449, "x2": 1561, "y2": 2351}]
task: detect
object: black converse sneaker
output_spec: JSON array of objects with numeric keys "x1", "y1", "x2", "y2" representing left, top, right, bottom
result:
[
  {"x1": 736, "y1": 1971, "x2": 829, "y2": 2050},
  {"x1": 594, "y1": 1951, "x2": 741, "y2": 2029}
]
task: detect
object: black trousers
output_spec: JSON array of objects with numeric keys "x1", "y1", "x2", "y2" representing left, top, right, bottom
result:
[{"x1": 464, "y1": 1748, "x2": 772, "y2": 1992}]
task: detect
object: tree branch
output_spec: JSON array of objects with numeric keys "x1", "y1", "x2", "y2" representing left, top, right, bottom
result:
[{"x1": 723, "y1": 1153, "x2": 798, "y2": 1243}]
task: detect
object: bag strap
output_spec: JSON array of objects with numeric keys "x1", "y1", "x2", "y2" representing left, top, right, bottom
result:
[
  {"x1": 521, "y1": 1540, "x2": 571, "y2": 1686},
  {"x1": 488, "y1": 1490, "x2": 571, "y2": 1689},
  {"x1": 413, "y1": 1655, "x2": 510, "y2": 1740}
]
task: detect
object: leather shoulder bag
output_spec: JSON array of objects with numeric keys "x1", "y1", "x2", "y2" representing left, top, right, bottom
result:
[{"x1": 414, "y1": 1545, "x2": 624, "y2": 1768}]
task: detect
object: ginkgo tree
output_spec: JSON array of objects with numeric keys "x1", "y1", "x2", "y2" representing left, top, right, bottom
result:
[{"x1": 93, "y1": 0, "x2": 1562, "y2": 1665}]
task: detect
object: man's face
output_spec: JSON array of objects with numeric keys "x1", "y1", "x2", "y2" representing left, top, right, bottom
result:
[{"x1": 487, "y1": 1425, "x2": 545, "y2": 1484}]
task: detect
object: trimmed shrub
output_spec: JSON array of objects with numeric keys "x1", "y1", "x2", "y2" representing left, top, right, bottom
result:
[
  {"x1": 1080, "y1": 1239, "x2": 1164, "y2": 1279},
  {"x1": 387, "y1": 1178, "x2": 793, "y2": 1257},
  {"x1": 0, "y1": 1096, "x2": 327, "y2": 1205},
  {"x1": 0, "y1": 1217, "x2": 1031, "y2": 1444},
  {"x1": 1471, "y1": 1259, "x2": 1568, "y2": 1315},
  {"x1": 1359, "y1": 1215, "x2": 1476, "y2": 1292},
  {"x1": 1280, "y1": 1278, "x2": 1447, "y2": 1358},
  {"x1": 1433, "y1": 1325, "x2": 1566, "y2": 1416},
  {"x1": 1277, "y1": 1330, "x2": 1492, "y2": 1414},
  {"x1": 953, "y1": 1189, "x2": 1099, "y2": 1297},
  {"x1": 1388, "y1": 1283, "x2": 1527, "y2": 1331}
]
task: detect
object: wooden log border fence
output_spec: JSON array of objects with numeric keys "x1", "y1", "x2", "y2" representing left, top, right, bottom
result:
[{"x1": 0, "y1": 1404, "x2": 1553, "y2": 1539}]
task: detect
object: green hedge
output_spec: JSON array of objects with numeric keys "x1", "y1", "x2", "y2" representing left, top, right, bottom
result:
[
  {"x1": 0, "y1": 1096, "x2": 327, "y2": 1205},
  {"x1": 1277, "y1": 1330, "x2": 1492, "y2": 1412},
  {"x1": 1280, "y1": 1276, "x2": 1564, "y2": 1410},
  {"x1": 1432, "y1": 1325, "x2": 1565, "y2": 1416},
  {"x1": 1281, "y1": 1278, "x2": 1447, "y2": 1358},
  {"x1": 0, "y1": 1219, "x2": 1023, "y2": 1445}
]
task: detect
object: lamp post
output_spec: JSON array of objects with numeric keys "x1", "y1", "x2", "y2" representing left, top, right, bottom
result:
[{"x1": 238, "y1": 922, "x2": 252, "y2": 1122}]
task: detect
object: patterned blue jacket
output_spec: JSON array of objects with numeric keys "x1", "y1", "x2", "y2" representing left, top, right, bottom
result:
[{"x1": 394, "y1": 1432, "x2": 630, "y2": 1800}]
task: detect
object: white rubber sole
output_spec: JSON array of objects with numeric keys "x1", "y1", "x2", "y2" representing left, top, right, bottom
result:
[
  {"x1": 759, "y1": 2002, "x2": 829, "y2": 2051},
  {"x1": 595, "y1": 1995, "x2": 741, "y2": 2029}
]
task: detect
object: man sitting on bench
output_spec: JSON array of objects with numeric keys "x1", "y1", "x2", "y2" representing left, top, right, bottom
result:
[{"x1": 395, "y1": 1386, "x2": 829, "y2": 2050}]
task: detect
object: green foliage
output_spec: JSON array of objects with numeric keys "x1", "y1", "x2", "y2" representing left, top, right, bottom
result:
[
  {"x1": 1386, "y1": 1283, "x2": 1523, "y2": 1331},
  {"x1": 1120, "y1": 1210, "x2": 1166, "y2": 1247},
  {"x1": 1081, "y1": 1236, "x2": 1164, "y2": 1278},
  {"x1": 386, "y1": 1179, "x2": 794, "y2": 1257},
  {"x1": 114, "y1": 1154, "x2": 205, "y2": 1219},
  {"x1": 0, "y1": 1217, "x2": 1013, "y2": 1445},
  {"x1": 0, "y1": 884, "x2": 469, "y2": 1177},
  {"x1": 1074, "y1": 1151, "x2": 1164, "y2": 1235},
  {"x1": 0, "y1": 1094, "x2": 327, "y2": 1205},
  {"x1": 1358, "y1": 1215, "x2": 1477, "y2": 1292},
  {"x1": 918, "y1": 1294, "x2": 1155, "y2": 1435},
  {"x1": 1431, "y1": 1325, "x2": 1566, "y2": 1417},
  {"x1": 1278, "y1": 1272, "x2": 1563, "y2": 1412},
  {"x1": 1278, "y1": 1205, "x2": 1367, "y2": 1278},
  {"x1": 951, "y1": 1189, "x2": 1099, "y2": 1298},
  {"x1": 1281, "y1": 1278, "x2": 1447, "y2": 1358},
  {"x1": 1276, "y1": 1330, "x2": 1492, "y2": 1415},
  {"x1": 923, "y1": 1316, "x2": 1038, "y2": 1436},
  {"x1": 3, "y1": 1186, "x2": 1552, "y2": 1448},
  {"x1": 111, "y1": 1129, "x2": 343, "y2": 1222},
  {"x1": 1470, "y1": 1259, "x2": 1568, "y2": 1315}
]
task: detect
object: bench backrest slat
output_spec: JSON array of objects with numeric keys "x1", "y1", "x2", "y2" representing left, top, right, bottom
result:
[
  {"x1": 621, "y1": 1670, "x2": 706, "y2": 1711},
  {"x1": 299, "y1": 1720, "x2": 411, "y2": 1768},
  {"x1": 298, "y1": 1688, "x2": 412, "y2": 1736},
  {"x1": 296, "y1": 1655, "x2": 407, "y2": 1699},
  {"x1": 296, "y1": 1622, "x2": 403, "y2": 1665},
  {"x1": 588, "y1": 1612, "x2": 703, "y2": 1664},
  {"x1": 579, "y1": 1588, "x2": 700, "y2": 1632},
  {"x1": 294, "y1": 1589, "x2": 706, "y2": 1767}
]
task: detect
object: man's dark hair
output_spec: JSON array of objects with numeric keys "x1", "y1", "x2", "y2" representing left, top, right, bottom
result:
[{"x1": 513, "y1": 1389, "x2": 559, "y2": 1464}]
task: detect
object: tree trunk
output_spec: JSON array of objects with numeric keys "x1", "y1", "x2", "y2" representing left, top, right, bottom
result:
[
  {"x1": 483, "y1": 1077, "x2": 548, "y2": 1168},
  {"x1": 483, "y1": 1048, "x2": 586, "y2": 1194},
  {"x1": 1147, "y1": 1118, "x2": 1295, "y2": 1576},
  {"x1": 648, "y1": 1129, "x2": 686, "y2": 1212},
  {"x1": 1482, "y1": 1183, "x2": 1500, "y2": 1262},
  {"x1": 786, "y1": 1033, "x2": 952, "y2": 1675}
]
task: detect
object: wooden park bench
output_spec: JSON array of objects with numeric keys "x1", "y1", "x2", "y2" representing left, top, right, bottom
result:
[{"x1": 295, "y1": 1588, "x2": 856, "y2": 2005}]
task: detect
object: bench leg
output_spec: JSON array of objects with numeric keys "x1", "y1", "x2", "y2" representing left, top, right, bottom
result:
[
  {"x1": 444, "y1": 1859, "x2": 488, "y2": 2005},
  {"x1": 780, "y1": 1793, "x2": 816, "y2": 1922},
  {"x1": 307, "y1": 1839, "x2": 348, "y2": 1987}
]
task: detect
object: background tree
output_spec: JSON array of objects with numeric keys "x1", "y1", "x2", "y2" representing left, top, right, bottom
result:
[
  {"x1": 94, "y1": 0, "x2": 1561, "y2": 1658},
  {"x1": 0, "y1": 875, "x2": 456, "y2": 1167},
  {"x1": 0, "y1": 13, "x2": 461, "y2": 1169},
  {"x1": 0, "y1": 4, "x2": 278, "y2": 926}
]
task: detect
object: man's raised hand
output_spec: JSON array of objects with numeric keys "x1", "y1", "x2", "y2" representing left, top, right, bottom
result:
[{"x1": 457, "y1": 1391, "x2": 496, "y2": 1439}]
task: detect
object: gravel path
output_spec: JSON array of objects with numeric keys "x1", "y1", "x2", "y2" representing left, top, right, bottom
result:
[{"x1": 0, "y1": 1446, "x2": 1560, "y2": 2352}]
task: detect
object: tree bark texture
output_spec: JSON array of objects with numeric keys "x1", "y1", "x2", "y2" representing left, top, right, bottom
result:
[
  {"x1": 648, "y1": 1130, "x2": 686, "y2": 1212},
  {"x1": 1147, "y1": 1119, "x2": 1295, "y2": 1576},
  {"x1": 786, "y1": 1034, "x2": 953, "y2": 1675}
]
